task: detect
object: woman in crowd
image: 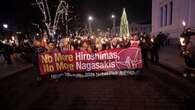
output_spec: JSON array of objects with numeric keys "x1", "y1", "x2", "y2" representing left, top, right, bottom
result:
[
  {"x1": 61, "y1": 38, "x2": 70, "y2": 51},
  {"x1": 111, "y1": 37, "x2": 120, "y2": 49},
  {"x1": 39, "y1": 35, "x2": 144, "y2": 53},
  {"x1": 80, "y1": 40, "x2": 92, "y2": 52},
  {"x1": 95, "y1": 37, "x2": 103, "y2": 51},
  {"x1": 122, "y1": 37, "x2": 130, "y2": 48},
  {"x1": 130, "y1": 34, "x2": 140, "y2": 47},
  {"x1": 47, "y1": 41, "x2": 58, "y2": 52}
]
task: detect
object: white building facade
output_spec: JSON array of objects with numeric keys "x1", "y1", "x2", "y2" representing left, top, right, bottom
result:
[
  {"x1": 129, "y1": 23, "x2": 151, "y2": 34},
  {"x1": 152, "y1": 0, "x2": 195, "y2": 38}
]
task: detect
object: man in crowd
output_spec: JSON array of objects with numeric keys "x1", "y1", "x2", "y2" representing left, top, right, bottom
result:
[
  {"x1": 0, "y1": 42, "x2": 13, "y2": 64},
  {"x1": 0, "y1": 42, "x2": 5, "y2": 62},
  {"x1": 150, "y1": 37, "x2": 160, "y2": 64},
  {"x1": 140, "y1": 37, "x2": 150, "y2": 67},
  {"x1": 47, "y1": 41, "x2": 58, "y2": 52},
  {"x1": 32, "y1": 39, "x2": 47, "y2": 84},
  {"x1": 184, "y1": 35, "x2": 195, "y2": 68},
  {"x1": 156, "y1": 32, "x2": 167, "y2": 48}
]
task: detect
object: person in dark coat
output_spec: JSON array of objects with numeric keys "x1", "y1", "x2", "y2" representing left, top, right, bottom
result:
[
  {"x1": 184, "y1": 35, "x2": 195, "y2": 68},
  {"x1": 140, "y1": 38, "x2": 149, "y2": 67},
  {"x1": 150, "y1": 37, "x2": 160, "y2": 64},
  {"x1": 156, "y1": 32, "x2": 165, "y2": 49},
  {"x1": 3, "y1": 43, "x2": 13, "y2": 64},
  {"x1": 0, "y1": 42, "x2": 5, "y2": 61},
  {"x1": 32, "y1": 40, "x2": 47, "y2": 83}
]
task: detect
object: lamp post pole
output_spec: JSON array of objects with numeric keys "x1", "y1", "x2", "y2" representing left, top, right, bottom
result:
[
  {"x1": 111, "y1": 14, "x2": 116, "y2": 36},
  {"x1": 88, "y1": 16, "x2": 93, "y2": 36}
]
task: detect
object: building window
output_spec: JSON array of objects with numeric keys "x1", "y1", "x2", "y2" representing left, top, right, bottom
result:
[
  {"x1": 160, "y1": 7, "x2": 163, "y2": 27},
  {"x1": 169, "y1": 1, "x2": 173, "y2": 25},
  {"x1": 165, "y1": 4, "x2": 168, "y2": 26}
]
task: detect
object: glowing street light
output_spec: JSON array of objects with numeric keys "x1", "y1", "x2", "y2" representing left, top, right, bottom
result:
[
  {"x1": 111, "y1": 14, "x2": 115, "y2": 19},
  {"x1": 88, "y1": 16, "x2": 93, "y2": 21},
  {"x1": 3, "y1": 24, "x2": 8, "y2": 29}
]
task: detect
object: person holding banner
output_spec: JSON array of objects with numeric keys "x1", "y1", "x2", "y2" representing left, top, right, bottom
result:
[
  {"x1": 61, "y1": 38, "x2": 70, "y2": 51},
  {"x1": 95, "y1": 37, "x2": 103, "y2": 51},
  {"x1": 122, "y1": 37, "x2": 130, "y2": 48},
  {"x1": 47, "y1": 41, "x2": 58, "y2": 52},
  {"x1": 111, "y1": 38, "x2": 120, "y2": 49},
  {"x1": 81, "y1": 40, "x2": 92, "y2": 52},
  {"x1": 32, "y1": 39, "x2": 47, "y2": 85},
  {"x1": 130, "y1": 35, "x2": 140, "y2": 47}
]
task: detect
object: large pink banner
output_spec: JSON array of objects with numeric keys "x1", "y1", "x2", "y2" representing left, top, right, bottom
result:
[{"x1": 38, "y1": 47, "x2": 143, "y2": 76}]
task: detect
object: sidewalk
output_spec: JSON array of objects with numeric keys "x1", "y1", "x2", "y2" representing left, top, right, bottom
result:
[
  {"x1": 159, "y1": 45, "x2": 186, "y2": 75},
  {"x1": 0, "y1": 55, "x2": 33, "y2": 80}
]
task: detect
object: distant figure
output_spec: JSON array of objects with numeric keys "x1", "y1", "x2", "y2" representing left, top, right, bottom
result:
[
  {"x1": 156, "y1": 32, "x2": 165, "y2": 48},
  {"x1": 150, "y1": 37, "x2": 160, "y2": 64},
  {"x1": 0, "y1": 42, "x2": 5, "y2": 62},
  {"x1": 3, "y1": 43, "x2": 13, "y2": 64},
  {"x1": 140, "y1": 38, "x2": 149, "y2": 67}
]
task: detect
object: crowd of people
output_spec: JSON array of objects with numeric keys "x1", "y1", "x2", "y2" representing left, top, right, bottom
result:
[
  {"x1": 180, "y1": 28, "x2": 195, "y2": 69},
  {"x1": 0, "y1": 31, "x2": 171, "y2": 68},
  {"x1": 0, "y1": 32, "x2": 172, "y2": 82},
  {"x1": 0, "y1": 39, "x2": 33, "y2": 64},
  {"x1": 32, "y1": 33, "x2": 169, "y2": 68},
  {"x1": 0, "y1": 42, "x2": 14, "y2": 64}
]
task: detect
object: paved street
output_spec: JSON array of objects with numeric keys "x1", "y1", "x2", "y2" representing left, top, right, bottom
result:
[{"x1": 0, "y1": 65, "x2": 195, "y2": 110}]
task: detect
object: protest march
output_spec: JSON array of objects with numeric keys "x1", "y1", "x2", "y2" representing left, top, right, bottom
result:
[{"x1": 36, "y1": 35, "x2": 143, "y2": 78}]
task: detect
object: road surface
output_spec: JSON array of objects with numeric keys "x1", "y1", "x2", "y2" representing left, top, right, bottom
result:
[{"x1": 0, "y1": 65, "x2": 195, "y2": 110}]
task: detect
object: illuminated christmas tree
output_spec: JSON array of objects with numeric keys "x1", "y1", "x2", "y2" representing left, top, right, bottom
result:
[{"x1": 120, "y1": 8, "x2": 130, "y2": 38}]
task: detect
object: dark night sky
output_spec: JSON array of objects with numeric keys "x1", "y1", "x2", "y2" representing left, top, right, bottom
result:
[
  {"x1": 76, "y1": 0, "x2": 151, "y2": 22},
  {"x1": 0, "y1": 0, "x2": 151, "y2": 31}
]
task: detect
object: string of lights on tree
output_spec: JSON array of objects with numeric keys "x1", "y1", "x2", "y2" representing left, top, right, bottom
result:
[{"x1": 35, "y1": 0, "x2": 71, "y2": 39}]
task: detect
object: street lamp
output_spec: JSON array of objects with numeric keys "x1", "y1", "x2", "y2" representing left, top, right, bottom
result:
[
  {"x1": 3, "y1": 24, "x2": 8, "y2": 29},
  {"x1": 88, "y1": 16, "x2": 93, "y2": 36},
  {"x1": 111, "y1": 14, "x2": 116, "y2": 36},
  {"x1": 88, "y1": 16, "x2": 93, "y2": 21},
  {"x1": 111, "y1": 14, "x2": 115, "y2": 19},
  {"x1": 182, "y1": 20, "x2": 186, "y2": 30}
]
